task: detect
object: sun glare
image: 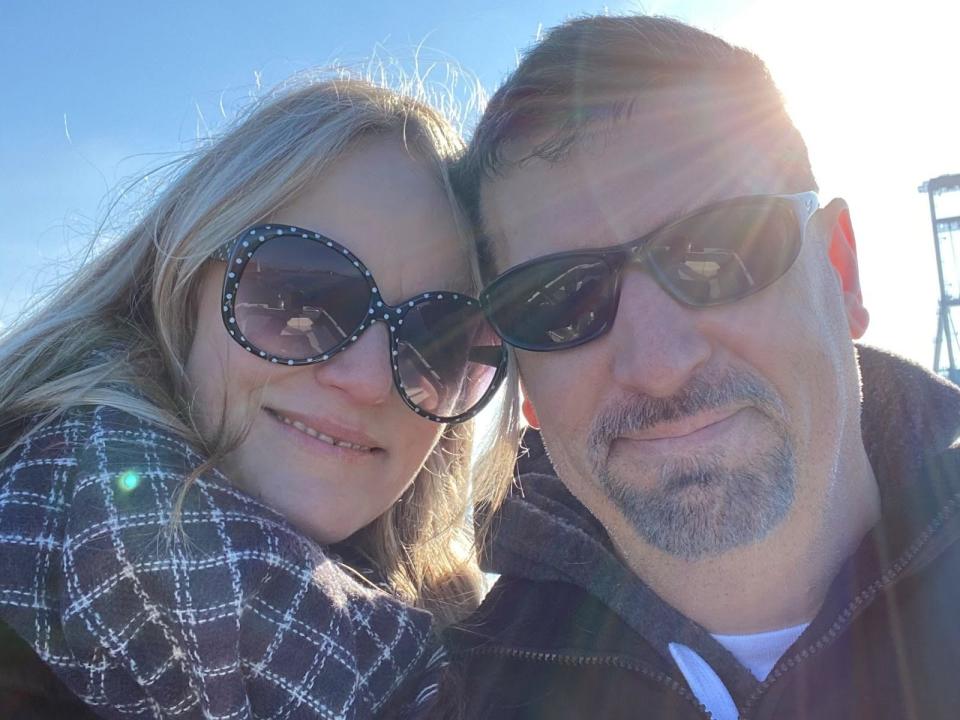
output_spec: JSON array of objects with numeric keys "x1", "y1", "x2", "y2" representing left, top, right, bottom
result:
[{"x1": 716, "y1": 0, "x2": 960, "y2": 364}]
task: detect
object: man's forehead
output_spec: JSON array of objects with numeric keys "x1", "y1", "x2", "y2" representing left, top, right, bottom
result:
[{"x1": 480, "y1": 84, "x2": 800, "y2": 270}]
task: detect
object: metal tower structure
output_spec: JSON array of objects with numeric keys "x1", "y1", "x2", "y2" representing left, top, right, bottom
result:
[{"x1": 920, "y1": 174, "x2": 960, "y2": 384}]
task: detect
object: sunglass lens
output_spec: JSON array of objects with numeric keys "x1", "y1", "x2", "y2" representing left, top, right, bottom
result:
[
  {"x1": 233, "y1": 235, "x2": 370, "y2": 359},
  {"x1": 648, "y1": 198, "x2": 801, "y2": 306},
  {"x1": 485, "y1": 256, "x2": 617, "y2": 349},
  {"x1": 395, "y1": 299, "x2": 503, "y2": 419}
]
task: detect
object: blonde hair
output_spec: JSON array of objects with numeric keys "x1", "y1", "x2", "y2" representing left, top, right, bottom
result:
[{"x1": 0, "y1": 75, "x2": 519, "y2": 626}]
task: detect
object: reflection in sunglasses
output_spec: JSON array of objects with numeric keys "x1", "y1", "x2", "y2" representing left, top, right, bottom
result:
[
  {"x1": 528, "y1": 262, "x2": 602, "y2": 305},
  {"x1": 285, "y1": 317, "x2": 314, "y2": 331},
  {"x1": 677, "y1": 248, "x2": 754, "y2": 287},
  {"x1": 670, "y1": 247, "x2": 755, "y2": 304},
  {"x1": 468, "y1": 346, "x2": 506, "y2": 367},
  {"x1": 269, "y1": 306, "x2": 352, "y2": 356},
  {"x1": 547, "y1": 311, "x2": 597, "y2": 344},
  {"x1": 398, "y1": 346, "x2": 443, "y2": 413}
]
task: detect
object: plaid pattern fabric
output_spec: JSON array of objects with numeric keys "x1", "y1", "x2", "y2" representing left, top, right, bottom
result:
[
  {"x1": 0, "y1": 406, "x2": 435, "y2": 719},
  {"x1": 393, "y1": 646, "x2": 447, "y2": 719}
]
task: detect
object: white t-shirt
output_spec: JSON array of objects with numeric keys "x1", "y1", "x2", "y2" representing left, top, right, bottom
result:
[{"x1": 668, "y1": 622, "x2": 808, "y2": 720}]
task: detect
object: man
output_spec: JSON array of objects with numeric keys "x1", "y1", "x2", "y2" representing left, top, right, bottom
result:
[{"x1": 445, "y1": 15, "x2": 960, "y2": 719}]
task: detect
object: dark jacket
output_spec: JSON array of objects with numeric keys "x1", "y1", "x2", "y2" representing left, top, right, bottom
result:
[
  {"x1": 445, "y1": 346, "x2": 960, "y2": 719},
  {"x1": 0, "y1": 405, "x2": 436, "y2": 720}
]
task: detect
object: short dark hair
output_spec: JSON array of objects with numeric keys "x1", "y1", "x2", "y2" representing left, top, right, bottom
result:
[{"x1": 453, "y1": 15, "x2": 818, "y2": 280}]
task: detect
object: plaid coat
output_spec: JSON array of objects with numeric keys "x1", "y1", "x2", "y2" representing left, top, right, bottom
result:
[{"x1": 0, "y1": 405, "x2": 436, "y2": 719}]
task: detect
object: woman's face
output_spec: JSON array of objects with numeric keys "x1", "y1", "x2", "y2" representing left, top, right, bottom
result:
[{"x1": 185, "y1": 135, "x2": 470, "y2": 544}]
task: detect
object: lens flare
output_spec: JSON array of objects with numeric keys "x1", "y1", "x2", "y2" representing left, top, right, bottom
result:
[{"x1": 117, "y1": 470, "x2": 141, "y2": 493}]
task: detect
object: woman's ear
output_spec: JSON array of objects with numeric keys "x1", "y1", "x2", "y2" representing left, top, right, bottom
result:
[
  {"x1": 822, "y1": 198, "x2": 870, "y2": 339},
  {"x1": 521, "y1": 392, "x2": 541, "y2": 429}
]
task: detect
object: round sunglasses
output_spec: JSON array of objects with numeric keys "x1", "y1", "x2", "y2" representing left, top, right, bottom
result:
[
  {"x1": 214, "y1": 224, "x2": 507, "y2": 423},
  {"x1": 480, "y1": 192, "x2": 819, "y2": 352}
]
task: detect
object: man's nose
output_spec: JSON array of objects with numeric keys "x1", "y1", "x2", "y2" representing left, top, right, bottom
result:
[
  {"x1": 607, "y1": 269, "x2": 712, "y2": 398},
  {"x1": 311, "y1": 321, "x2": 394, "y2": 406}
]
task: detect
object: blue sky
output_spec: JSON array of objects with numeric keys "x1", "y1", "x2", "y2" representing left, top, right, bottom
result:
[{"x1": 4, "y1": 0, "x2": 959, "y2": 368}]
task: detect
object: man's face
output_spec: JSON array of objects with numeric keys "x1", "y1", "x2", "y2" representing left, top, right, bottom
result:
[{"x1": 480, "y1": 85, "x2": 868, "y2": 562}]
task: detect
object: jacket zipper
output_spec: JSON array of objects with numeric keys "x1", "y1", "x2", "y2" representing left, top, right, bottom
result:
[
  {"x1": 739, "y1": 490, "x2": 960, "y2": 719},
  {"x1": 458, "y1": 644, "x2": 714, "y2": 719}
]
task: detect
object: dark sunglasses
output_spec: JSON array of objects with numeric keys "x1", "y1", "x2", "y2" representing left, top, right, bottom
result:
[
  {"x1": 480, "y1": 192, "x2": 819, "y2": 352},
  {"x1": 214, "y1": 224, "x2": 507, "y2": 423}
]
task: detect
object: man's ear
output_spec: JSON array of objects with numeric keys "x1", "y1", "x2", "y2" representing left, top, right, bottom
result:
[
  {"x1": 822, "y1": 198, "x2": 870, "y2": 339},
  {"x1": 521, "y1": 390, "x2": 541, "y2": 429}
]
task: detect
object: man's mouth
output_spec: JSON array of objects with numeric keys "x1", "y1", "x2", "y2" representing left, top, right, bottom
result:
[
  {"x1": 620, "y1": 407, "x2": 746, "y2": 444},
  {"x1": 268, "y1": 410, "x2": 376, "y2": 453}
]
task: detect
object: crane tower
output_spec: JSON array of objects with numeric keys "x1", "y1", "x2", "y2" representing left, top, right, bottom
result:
[{"x1": 920, "y1": 173, "x2": 960, "y2": 384}]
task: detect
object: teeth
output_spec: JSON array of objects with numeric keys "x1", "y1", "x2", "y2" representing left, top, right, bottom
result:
[{"x1": 276, "y1": 413, "x2": 372, "y2": 452}]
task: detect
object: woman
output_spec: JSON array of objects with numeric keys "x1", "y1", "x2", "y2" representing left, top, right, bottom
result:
[{"x1": 0, "y1": 77, "x2": 518, "y2": 719}]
